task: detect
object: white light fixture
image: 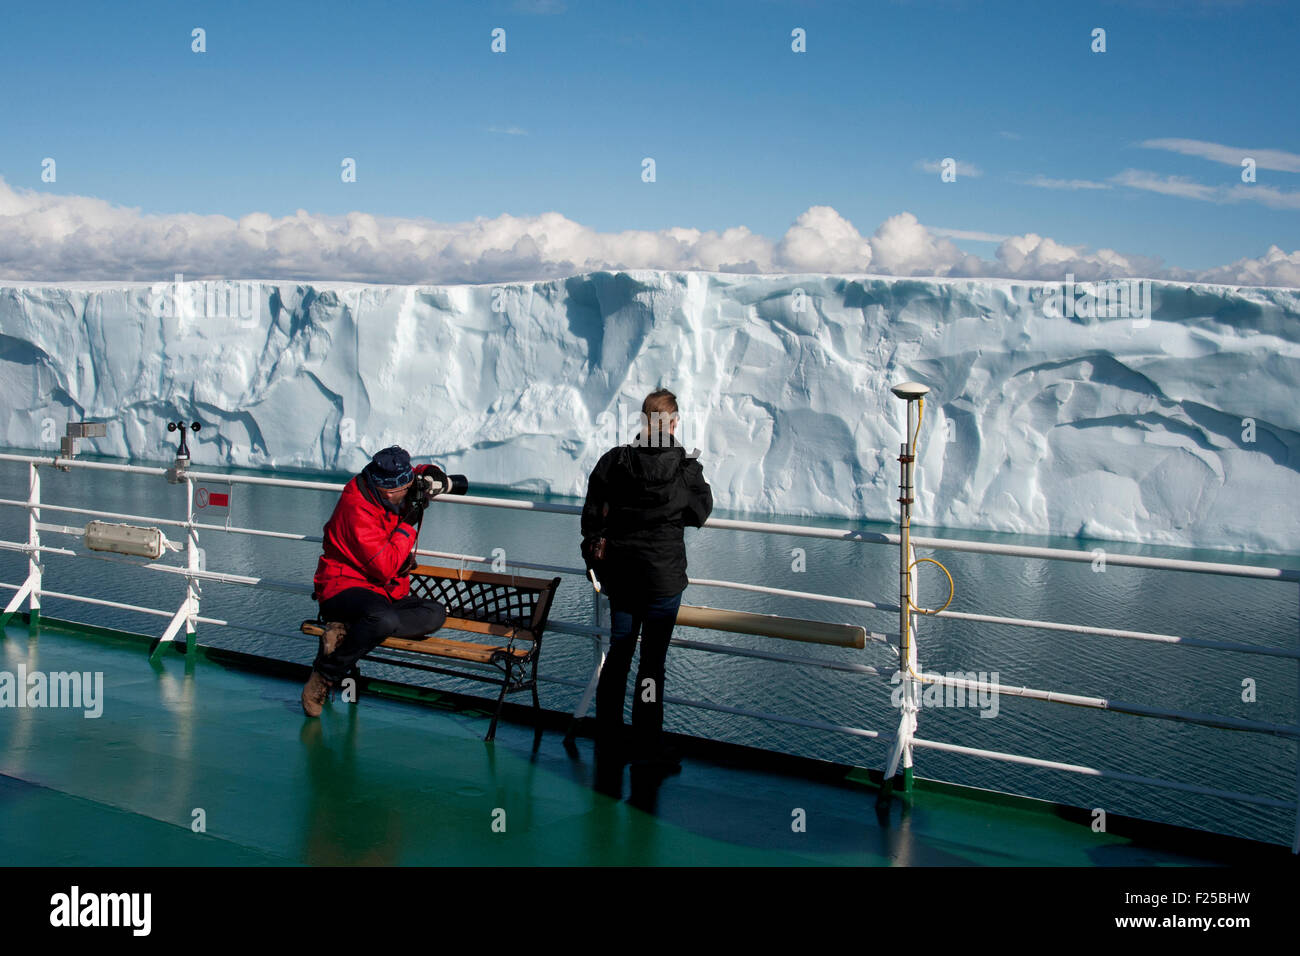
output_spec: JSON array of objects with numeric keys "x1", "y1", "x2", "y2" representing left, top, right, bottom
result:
[{"x1": 85, "y1": 521, "x2": 165, "y2": 560}]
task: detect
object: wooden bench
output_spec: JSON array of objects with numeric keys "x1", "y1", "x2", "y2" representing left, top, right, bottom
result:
[{"x1": 302, "y1": 564, "x2": 562, "y2": 740}]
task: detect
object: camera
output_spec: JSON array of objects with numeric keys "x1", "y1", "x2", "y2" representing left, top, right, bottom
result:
[{"x1": 408, "y1": 468, "x2": 469, "y2": 510}]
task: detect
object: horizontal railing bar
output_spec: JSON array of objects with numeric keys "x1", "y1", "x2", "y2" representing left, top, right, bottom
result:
[
  {"x1": 669, "y1": 636, "x2": 890, "y2": 676},
  {"x1": 0, "y1": 497, "x2": 192, "y2": 529},
  {"x1": 34, "y1": 522, "x2": 89, "y2": 537},
  {"x1": 661, "y1": 691, "x2": 888, "y2": 740},
  {"x1": 184, "y1": 470, "x2": 344, "y2": 493},
  {"x1": 32, "y1": 588, "x2": 186, "y2": 620},
  {"x1": 906, "y1": 535, "x2": 1300, "y2": 583},
  {"x1": 915, "y1": 671, "x2": 1300, "y2": 738},
  {"x1": 0, "y1": 540, "x2": 77, "y2": 558},
  {"x1": 923, "y1": 607, "x2": 1300, "y2": 659},
  {"x1": 191, "y1": 522, "x2": 323, "y2": 544},
  {"x1": 690, "y1": 577, "x2": 894, "y2": 612},
  {"x1": 0, "y1": 453, "x2": 168, "y2": 476},
  {"x1": 131, "y1": 563, "x2": 312, "y2": 595},
  {"x1": 910, "y1": 736, "x2": 1297, "y2": 810}
]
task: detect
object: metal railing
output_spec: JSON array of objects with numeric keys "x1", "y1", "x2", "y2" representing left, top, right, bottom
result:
[{"x1": 0, "y1": 448, "x2": 1297, "y2": 851}]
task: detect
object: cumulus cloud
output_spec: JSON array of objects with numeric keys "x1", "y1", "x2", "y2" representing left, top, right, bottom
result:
[
  {"x1": 774, "y1": 206, "x2": 872, "y2": 272},
  {"x1": 0, "y1": 176, "x2": 1296, "y2": 288},
  {"x1": 868, "y1": 213, "x2": 977, "y2": 276},
  {"x1": 1194, "y1": 245, "x2": 1300, "y2": 287}
]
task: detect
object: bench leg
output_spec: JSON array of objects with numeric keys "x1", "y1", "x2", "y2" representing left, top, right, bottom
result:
[
  {"x1": 486, "y1": 677, "x2": 510, "y2": 742},
  {"x1": 530, "y1": 657, "x2": 541, "y2": 715}
]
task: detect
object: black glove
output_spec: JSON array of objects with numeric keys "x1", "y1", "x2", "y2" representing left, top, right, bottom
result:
[
  {"x1": 422, "y1": 465, "x2": 452, "y2": 496},
  {"x1": 398, "y1": 551, "x2": 418, "y2": 576}
]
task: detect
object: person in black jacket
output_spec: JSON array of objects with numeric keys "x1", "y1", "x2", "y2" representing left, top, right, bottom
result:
[{"x1": 581, "y1": 389, "x2": 713, "y2": 769}]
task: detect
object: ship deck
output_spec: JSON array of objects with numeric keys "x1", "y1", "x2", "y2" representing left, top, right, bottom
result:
[{"x1": 0, "y1": 616, "x2": 1287, "y2": 866}]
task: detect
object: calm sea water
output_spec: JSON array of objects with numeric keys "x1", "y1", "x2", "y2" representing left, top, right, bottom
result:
[{"x1": 1, "y1": 453, "x2": 1296, "y2": 847}]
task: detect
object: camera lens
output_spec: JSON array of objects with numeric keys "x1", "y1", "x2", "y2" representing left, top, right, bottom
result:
[{"x1": 448, "y1": 475, "x2": 469, "y2": 496}]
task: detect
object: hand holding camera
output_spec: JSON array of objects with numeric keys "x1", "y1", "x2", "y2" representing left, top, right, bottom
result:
[
  {"x1": 403, "y1": 464, "x2": 470, "y2": 524},
  {"x1": 418, "y1": 465, "x2": 469, "y2": 498}
]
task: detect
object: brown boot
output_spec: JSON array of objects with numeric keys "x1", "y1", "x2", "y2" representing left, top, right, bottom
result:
[
  {"x1": 321, "y1": 622, "x2": 347, "y2": 657},
  {"x1": 301, "y1": 670, "x2": 333, "y2": 718}
]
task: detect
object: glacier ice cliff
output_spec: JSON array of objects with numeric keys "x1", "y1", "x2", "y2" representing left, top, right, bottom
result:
[{"x1": 0, "y1": 272, "x2": 1296, "y2": 554}]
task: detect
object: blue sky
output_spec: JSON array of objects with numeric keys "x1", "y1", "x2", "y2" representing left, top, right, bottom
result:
[{"x1": 1, "y1": 0, "x2": 1296, "y2": 282}]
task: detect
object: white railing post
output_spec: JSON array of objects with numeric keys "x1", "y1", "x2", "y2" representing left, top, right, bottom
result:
[
  {"x1": 184, "y1": 474, "x2": 200, "y2": 652},
  {"x1": 905, "y1": 539, "x2": 920, "y2": 784},
  {"x1": 28, "y1": 462, "x2": 41, "y2": 627}
]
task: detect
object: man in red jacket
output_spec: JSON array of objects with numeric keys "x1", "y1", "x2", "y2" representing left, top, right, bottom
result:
[{"x1": 303, "y1": 446, "x2": 449, "y2": 716}]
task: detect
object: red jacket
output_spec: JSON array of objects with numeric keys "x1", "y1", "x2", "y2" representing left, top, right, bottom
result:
[{"x1": 312, "y1": 465, "x2": 434, "y2": 603}]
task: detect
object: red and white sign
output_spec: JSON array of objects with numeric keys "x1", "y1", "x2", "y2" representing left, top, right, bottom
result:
[{"x1": 195, "y1": 482, "x2": 231, "y2": 511}]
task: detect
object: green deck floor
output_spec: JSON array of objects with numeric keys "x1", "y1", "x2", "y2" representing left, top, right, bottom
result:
[{"x1": 0, "y1": 618, "x2": 1286, "y2": 866}]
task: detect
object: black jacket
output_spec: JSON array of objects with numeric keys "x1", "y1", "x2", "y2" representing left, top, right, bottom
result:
[{"x1": 580, "y1": 437, "x2": 713, "y2": 600}]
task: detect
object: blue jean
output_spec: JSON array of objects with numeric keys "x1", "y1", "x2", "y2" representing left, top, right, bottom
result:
[{"x1": 596, "y1": 589, "x2": 683, "y2": 751}]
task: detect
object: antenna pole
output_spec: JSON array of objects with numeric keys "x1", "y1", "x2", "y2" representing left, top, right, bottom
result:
[{"x1": 887, "y1": 382, "x2": 930, "y2": 793}]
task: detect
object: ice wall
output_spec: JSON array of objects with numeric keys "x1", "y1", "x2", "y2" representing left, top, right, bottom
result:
[{"x1": 0, "y1": 271, "x2": 1296, "y2": 553}]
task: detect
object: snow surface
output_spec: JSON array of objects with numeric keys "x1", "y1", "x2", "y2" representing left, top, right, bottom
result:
[{"x1": 0, "y1": 271, "x2": 1296, "y2": 553}]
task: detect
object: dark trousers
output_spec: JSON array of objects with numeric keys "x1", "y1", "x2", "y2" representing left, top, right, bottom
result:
[
  {"x1": 596, "y1": 589, "x2": 683, "y2": 752},
  {"x1": 315, "y1": 587, "x2": 447, "y2": 684}
]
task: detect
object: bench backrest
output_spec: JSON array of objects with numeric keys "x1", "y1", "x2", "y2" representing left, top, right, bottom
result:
[{"x1": 409, "y1": 564, "x2": 561, "y2": 639}]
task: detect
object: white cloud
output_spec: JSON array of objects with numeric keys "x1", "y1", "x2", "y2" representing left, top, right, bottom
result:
[
  {"x1": 1113, "y1": 168, "x2": 1300, "y2": 209},
  {"x1": 1194, "y1": 245, "x2": 1300, "y2": 287},
  {"x1": 986, "y1": 232, "x2": 1167, "y2": 282},
  {"x1": 1222, "y1": 183, "x2": 1300, "y2": 210},
  {"x1": 774, "y1": 206, "x2": 872, "y2": 272},
  {"x1": 1023, "y1": 175, "x2": 1113, "y2": 191},
  {"x1": 869, "y1": 213, "x2": 974, "y2": 275},
  {"x1": 0, "y1": 176, "x2": 1295, "y2": 288},
  {"x1": 1111, "y1": 169, "x2": 1218, "y2": 201},
  {"x1": 915, "y1": 158, "x2": 983, "y2": 178},
  {"x1": 1140, "y1": 138, "x2": 1300, "y2": 173},
  {"x1": 930, "y1": 227, "x2": 1011, "y2": 242},
  {"x1": 487, "y1": 126, "x2": 529, "y2": 136}
]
